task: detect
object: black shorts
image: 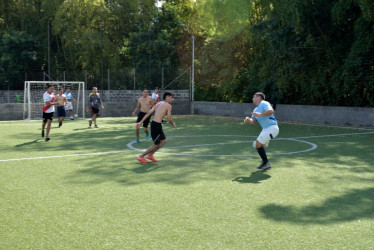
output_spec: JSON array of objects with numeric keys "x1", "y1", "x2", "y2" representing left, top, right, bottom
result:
[
  {"x1": 151, "y1": 121, "x2": 166, "y2": 145},
  {"x1": 43, "y1": 112, "x2": 54, "y2": 122},
  {"x1": 90, "y1": 107, "x2": 99, "y2": 116},
  {"x1": 137, "y1": 111, "x2": 150, "y2": 128}
]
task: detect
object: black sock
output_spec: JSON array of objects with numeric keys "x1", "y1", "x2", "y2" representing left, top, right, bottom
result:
[{"x1": 257, "y1": 147, "x2": 268, "y2": 164}]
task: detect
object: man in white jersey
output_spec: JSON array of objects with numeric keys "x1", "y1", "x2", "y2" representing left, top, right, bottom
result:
[
  {"x1": 42, "y1": 84, "x2": 57, "y2": 141},
  {"x1": 244, "y1": 92, "x2": 279, "y2": 170}
]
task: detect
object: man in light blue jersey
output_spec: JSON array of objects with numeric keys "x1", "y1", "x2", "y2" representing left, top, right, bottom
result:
[
  {"x1": 64, "y1": 88, "x2": 76, "y2": 120},
  {"x1": 244, "y1": 92, "x2": 279, "y2": 170}
]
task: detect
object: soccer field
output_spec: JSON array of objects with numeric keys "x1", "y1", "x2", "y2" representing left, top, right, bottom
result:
[{"x1": 1, "y1": 115, "x2": 373, "y2": 249}]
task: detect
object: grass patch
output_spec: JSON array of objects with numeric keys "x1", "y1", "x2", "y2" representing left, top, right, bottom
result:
[{"x1": 1, "y1": 116, "x2": 373, "y2": 248}]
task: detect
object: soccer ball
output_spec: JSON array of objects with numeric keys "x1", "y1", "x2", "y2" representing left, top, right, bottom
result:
[{"x1": 74, "y1": 114, "x2": 78, "y2": 118}]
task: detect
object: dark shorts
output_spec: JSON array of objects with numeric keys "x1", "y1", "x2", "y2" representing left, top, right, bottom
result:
[
  {"x1": 137, "y1": 111, "x2": 150, "y2": 128},
  {"x1": 90, "y1": 107, "x2": 99, "y2": 116},
  {"x1": 57, "y1": 106, "x2": 66, "y2": 117},
  {"x1": 151, "y1": 121, "x2": 166, "y2": 145},
  {"x1": 43, "y1": 112, "x2": 54, "y2": 122}
]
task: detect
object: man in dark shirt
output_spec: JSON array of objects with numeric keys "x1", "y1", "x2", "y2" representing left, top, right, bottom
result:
[{"x1": 86, "y1": 87, "x2": 104, "y2": 128}]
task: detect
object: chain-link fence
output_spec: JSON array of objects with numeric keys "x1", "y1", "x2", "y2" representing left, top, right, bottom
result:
[{"x1": 1, "y1": 66, "x2": 191, "y2": 92}]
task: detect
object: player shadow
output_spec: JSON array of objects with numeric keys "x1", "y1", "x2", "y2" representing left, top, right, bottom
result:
[
  {"x1": 259, "y1": 187, "x2": 374, "y2": 224},
  {"x1": 14, "y1": 139, "x2": 40, "y2": 147},
  {"x1": 73, "y1": 127, "x2": 93, "y2": 131},
  {"x1": 129, "y1": 163, "x2": 159, "y2": 173},
  {"x1": 232, "y1": 170, "x2": 271, "y2": 184}
]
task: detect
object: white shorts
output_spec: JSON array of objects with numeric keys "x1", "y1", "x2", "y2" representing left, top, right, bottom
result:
[
  {"x1": 66, "y1": 102, "x2": 73, "y2": 110},
  {"x1": 257, "y1": 125, "x2": 279, "y2": 147}
]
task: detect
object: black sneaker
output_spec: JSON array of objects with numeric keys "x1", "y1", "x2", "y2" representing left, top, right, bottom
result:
[
  {"x1": 88, "y1": 120, "x2": 92, "y2": 128},
  {"x1": 94, "y1": 124, "x2": 98, "y2": 128},
  {"x1": 45, "y1": 136, "x2": 50, "y2": 142},
  {"x1": 42, "y1": 130, "x2": 45, "y2": 138},
  {"x1": 257, "y1": 162, "x2": 271, "y2": 170}
]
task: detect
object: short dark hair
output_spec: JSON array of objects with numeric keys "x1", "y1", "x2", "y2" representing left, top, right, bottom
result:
[
  {"x1": 163, "y1": 91, "x2": 174, "y2": 100},
  {"x1": 46, "y1": 84, "x2": 53, "y2": 89},
  {"x1": 142, "y1": 88, "x2": 148, "y2": 92},
  {"x1": 254, "y1": 92, "x2": 265, "y2": 100}
]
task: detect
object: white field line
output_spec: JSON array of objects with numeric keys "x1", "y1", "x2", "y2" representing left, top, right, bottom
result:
[
  {"x1": 0, "y1": 150, "x2": 133, "y2": 163},
  {"x1": 293, "y1": 131, "x2": 374, "y2": 139},
  {"x1": 1, "y1": 131, "x2": 374, "y2": 162},
  {"x1": 281, "y1": 121, "x2": 374, "y2": 131}
]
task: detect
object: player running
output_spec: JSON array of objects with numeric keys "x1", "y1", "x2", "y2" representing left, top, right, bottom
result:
[
  {"x1": 135, "y1": 91, "x2": 177, "y2": 163},
  {"x1": 56, "y1": 88, "x2": 67, "y2": 127},
  {"x1": 41, "y1": 84, "x2": 57, "y2": 141},
  {"x1": 86, "y1": 87, "x2": 104, "y2": 128},
  {"x1": 64, "y1": 88, "x2": 76, "y2": 120},
  {"x1": 244, "y1": 92, "x2": 279, "y2": 170},
  {"x1": 132, "y1": 88, "x2": 154, "y2": 143}
]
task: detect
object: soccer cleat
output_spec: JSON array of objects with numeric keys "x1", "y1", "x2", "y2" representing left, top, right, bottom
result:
[
  {"x1": 45, "y1": 136, "x2": 50, "y2": 142},
  {"x1": 146, "y1": 155, "x2": 158, "y2": 162},
  {"x1": 42, "y1": 130, "x2": 45, "y2": 138},
  {"x1": 94, "y1": 124, "x2": 98, "y2": 128},
  {"x1": 88, "y1": 120, "x2": 92, "y2": 128},
  {"x1": 70, "y1": 116, "x2": 74, "y2": 120},
  {"x1": 145, "y1": 134, "x2": 150, "y2": 140},
  {"x1": 59, "y1": 122, "x2": 62, "y2": 127},
  {"x1": 137, "y1": 155, "x2": 149, "y2": 163},
  {"x1": 135, "y1": 139, "x2": 140, "y2": 143},
  {"x1": 257, "y1": 162, "x2": 272, "y2": 170}
]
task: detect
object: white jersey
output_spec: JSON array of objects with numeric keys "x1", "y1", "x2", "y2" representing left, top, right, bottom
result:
[{"x1": 42, "y1": 92, "x2": 55, "y2": 113}]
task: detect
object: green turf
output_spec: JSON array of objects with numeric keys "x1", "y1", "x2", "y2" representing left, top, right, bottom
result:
[{"x1": 1, "y1": 116, "x2": 373, "y2": 249}]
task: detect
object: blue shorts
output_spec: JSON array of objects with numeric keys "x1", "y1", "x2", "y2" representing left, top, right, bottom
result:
[{"x1": 57, "y1": 106, "x2": 66, "y2": 117}]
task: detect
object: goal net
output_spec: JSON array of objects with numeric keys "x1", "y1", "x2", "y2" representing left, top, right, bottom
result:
[{"x1": 23, "y1": 81, "x2": 85, "y2": 120}]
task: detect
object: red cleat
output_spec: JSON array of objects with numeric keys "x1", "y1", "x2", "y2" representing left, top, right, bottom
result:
[
  {"x1": 137, "y1": 155, "x2": 149, "y2": 163},
  {"x1": 146, "y1": 155, "x2": 158, "y2": 162}
]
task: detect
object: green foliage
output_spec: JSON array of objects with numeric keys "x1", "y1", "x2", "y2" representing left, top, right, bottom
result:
[
  {"x1": 0, "y1": 31, "x2": 41, "y2": 89},
  {"x1": 0, "y1": 0, "x2": 373, "y2": 106}
]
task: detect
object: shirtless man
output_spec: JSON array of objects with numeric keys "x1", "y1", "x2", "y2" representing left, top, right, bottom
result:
[
  {"x1": 135, "y1": 91, "x2": 177, "y2": 163},
  {"x1": 132, "y1": 88, "x2": 154, "y2": 143},
  {"x1": 56, "y1": 88, "x2": 68, "y2": 127}
]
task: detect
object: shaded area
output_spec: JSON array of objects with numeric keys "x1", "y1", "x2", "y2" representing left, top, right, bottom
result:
[
  {"x1": 232, "y1": 170, "x2": 271, "y2": 184},
  {"x1": 260, "y1": 187, "x2": 374, "y2": 224},
  {"x1": 14, "y1": 139, "x2": 39, "y2": 147}
]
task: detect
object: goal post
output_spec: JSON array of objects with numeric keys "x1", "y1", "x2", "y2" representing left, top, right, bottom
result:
[{"x1": 23, "y1": 81, "x2": 85, "y2": 120}]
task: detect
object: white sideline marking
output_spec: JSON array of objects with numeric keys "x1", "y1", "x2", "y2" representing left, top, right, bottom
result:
[
  {"x1": 1, "y1": 131, "x2": 374, "y2": 162},
  {"x1": 0, "y1": 150, "x2": 132, "y2": 163},
  {"x1": 282, "y1": 121, "x2": 374, "y2": 131},
  {"x1": 293, "y1": 131, "x2": 374, "y2": 139}
]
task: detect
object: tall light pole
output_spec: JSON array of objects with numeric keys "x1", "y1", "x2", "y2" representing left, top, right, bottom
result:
[
  {"x1": 100, "y1": 24, "x2": 104, "y2": 90},
  {"x1": 191, "y1": 34, "x2": 195, "y2": 114},
  {"x1": 47, "y1": 21, "x2": 51, "y2": 79}
]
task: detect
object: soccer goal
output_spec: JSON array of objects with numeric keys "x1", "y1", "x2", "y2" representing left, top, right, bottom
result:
[{"x1": 23, "y1": 81, "x2": 85, "y2": 120}]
